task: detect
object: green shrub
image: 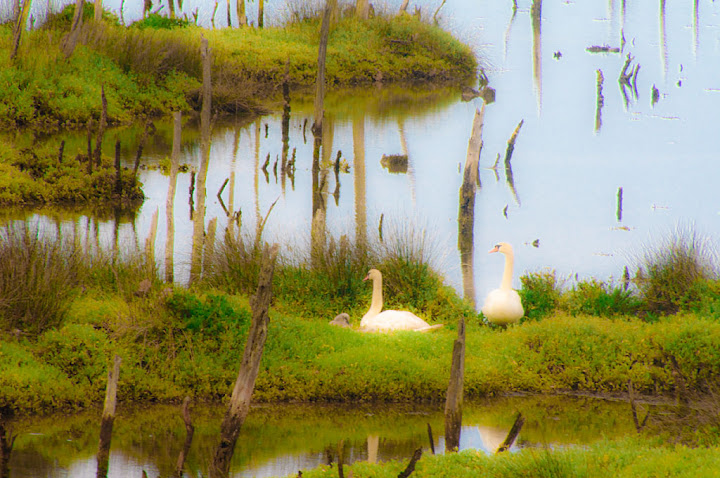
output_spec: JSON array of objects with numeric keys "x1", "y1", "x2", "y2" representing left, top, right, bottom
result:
[
  {"x1": 519, "y1": 270, "x2": 562, "y2": 320},
  {"x1": 563, "y1": 278, "x2": 641, "y2": 317},
  {"x1": 166, "y1": 290, "x2": 250, "y2": 333},
  {"x1": 131, "y1": 13, "x2": 189, "y2": 30}
]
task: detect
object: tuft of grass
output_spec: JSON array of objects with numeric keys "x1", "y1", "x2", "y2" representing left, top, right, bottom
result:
[
  {"x1": 0, "y1": 224, "x2": 81, "y2": 334},
  {"x1": 131, "y1": 13, "x2": 189, "y2": 30},
  {"x1": 633, "y1": 227, "x2": 717, "y2": 315}
]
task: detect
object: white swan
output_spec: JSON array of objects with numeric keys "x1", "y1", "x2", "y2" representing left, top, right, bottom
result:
[
  {"x1": 360, "y1": 269, "x2": 443, "y2": 332},
  {"x1": 481, "y1": 242, "x2": 524, "y2": 325}
]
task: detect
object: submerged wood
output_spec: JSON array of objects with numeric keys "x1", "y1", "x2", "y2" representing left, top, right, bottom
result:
[
  {"x1": 444, "y1": 318, "x2": 465, "y2": 452},
  {"x1": 210, "y1": 243, "x2": 279, "y2": 478},
  {"x1": 96, "y1": 355, "x2": 121, "y2": 478},
  {"x1": 496, "y1": 412, "x2": 525, "y2": 453}
]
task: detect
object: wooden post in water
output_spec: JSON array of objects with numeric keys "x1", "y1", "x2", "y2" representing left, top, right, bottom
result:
[
  {"x1": 96, "y1": 355, "x2": 121, "y2": 478},
  {"x1": 444, "y1": 318, "x2": 465, "y2": 452},
  {"x1": 210, "y1": 243, "x2": 280, "y2": 478}
]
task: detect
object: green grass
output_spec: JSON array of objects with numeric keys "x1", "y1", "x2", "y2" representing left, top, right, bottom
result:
[{"x1": 295, "y1": 436, "x2": 720, "y2": 478}]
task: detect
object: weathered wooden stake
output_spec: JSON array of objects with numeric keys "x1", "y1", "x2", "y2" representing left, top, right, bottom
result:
[
  {"x1": 210, "y1": 243, "x2": 280, "y2": 478},
  {"x1": 617, "y1": 187, "x2": 623, "y2": 222},
  {"x1": 174, "y1": 397, "x2": 194, "y2": 477},
  {"x1": 426, "y1": 423, "x2": 435, "y2": 455},
  {"x1": 496, "y1": 412, "x2": 525, "y2": 453},
  {"x1": 113, "y1": 139, "x2": 122, "y2": 196},
  {"x1": 398, "y1": 448, "x2": 423, "y2": 478},
  {"x1": 96, "y1": 355, "x2": 121, "y2": 478},
  {"x1": 9, "y1": 0, "x2": 31, "y2": 61},
  {"x1": 444, "y1": 318, "x2": 465, "y2": 452},
  {"x1": 94, "y1": 85, "x2": 108, "y2": 167},
  {"x1": 337, "y1": 439, "x2": 344, "y2": 478},
  {"x1": 62, "y1": 0, "x2": 85, "y2": 58}
]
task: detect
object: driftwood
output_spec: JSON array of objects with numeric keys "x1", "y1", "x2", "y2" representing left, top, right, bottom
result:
[
  {"x1": 496, "y1": 412, "x2": 525, "y2": 453},
  {"x1": 444, "y1": 318, "x2": 465, "y2": 452},
  {"x1": 97, "y1": 355, "x2": 121, "y2": 478},
  {"x1": 174, "y1": 397, "x2": 194, "y2": 477},
  {"x1": 210, "y1": 243, "x2": 280, "y2": 478},
  {"x1": 397, "y1": 448, "x2": 422, "y2": 478}
]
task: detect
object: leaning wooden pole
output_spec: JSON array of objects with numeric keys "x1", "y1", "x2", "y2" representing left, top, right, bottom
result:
[
  {"x1": 444, "y1": 317, "x2": 465, "y2": 452},
  {"x1": 96, "y1": 355, "x2": 121, "y2": 478},
  {"x1": 210, "y1": 243, "x2": 280, "y2": 478}
]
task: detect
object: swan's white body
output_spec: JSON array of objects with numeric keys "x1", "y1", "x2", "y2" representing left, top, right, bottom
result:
[
  {"x1": 482, "y1": 242, "x2": 524, "y2": 325},
  {"x1": 361, "y1": 269, "x2": 443, "y2": 332}
]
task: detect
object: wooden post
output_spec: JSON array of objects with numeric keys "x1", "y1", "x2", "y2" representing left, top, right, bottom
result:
[
  {"x1": 62, "y1": 0, "x2": 86, "y2": 58},
  {"x1": 356, "y1": 0, "x2": 369, "y2": 19},
  {"x1": 210, "y1": 243, "x2": 280, "y2": 478},
  {"x1": 496, "y1": 412, "x2": 525, "y2": 453},
  {"x1": 444, "y1": 318, "x2": 465, "y2": 452},
  {"x1": 113, "y1": 139, "x2": 122, "y2": 197},
  {"x1": 94, "y1": 85, "x2": 108, "y2": 168},
  {"x1": 257, "y1": 0, "x2": 264, "y2": 28},
  {"x1": 133, "y1": 118, "x2": 154, "y2": 181},
  {"x1": 398, "y1": 448, "x2": 422, "y2": 478},
  {"x1": 312, "y1": 2, "x2": 332, "y2": 136},
  {"x1": 175, "y1": 397, "x2": 194, "y2": 477},
  {"x1": 96, "y1": 355, "x2": 121, "y2": 478},
  {"x1": 426, "y1": 423, "x2": 435, "y2": 454},
  {"x1": 165, "y1": 112, "x2": 182, "y2": 283},
  {"x1": 9, "y1": 0, "x2": 31, "y2": 61},
  {"x1": 236, "y1": 0, "x2": 246, "y2": 26},
  {"x1": 94, "y1": 0, "x2": 102, "y2": 21}
]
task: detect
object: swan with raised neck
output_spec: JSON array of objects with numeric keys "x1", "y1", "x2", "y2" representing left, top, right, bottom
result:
[{"x1": 481, "y1": 242, "x2": 524, "y2": 326}]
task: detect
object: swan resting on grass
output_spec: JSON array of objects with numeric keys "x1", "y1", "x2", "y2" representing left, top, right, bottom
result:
[
  {"x1": 360, "y1": 269, "x2": 443, "y2": 332},
  {"x1": 481, "y1": 242, "x2": 524, "y2": 326}
]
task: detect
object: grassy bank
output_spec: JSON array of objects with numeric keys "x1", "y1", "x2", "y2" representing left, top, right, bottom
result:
[{"x1": 296, "y1": 436, "x2": 720, "y2": 478}]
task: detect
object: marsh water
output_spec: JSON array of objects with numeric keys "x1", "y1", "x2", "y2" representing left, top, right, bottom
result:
[
  {"x1": 5, "y1": 0, "x2": 720, "y2": 305},
  {"x1": 6, "y1": 395, "x2": 657, "y2": 478},
  {"x1": 3, "y1": 0, "x2": 720, "y2": 475}
]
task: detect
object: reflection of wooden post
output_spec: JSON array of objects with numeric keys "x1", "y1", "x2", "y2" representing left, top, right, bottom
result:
[
  {"x1": 165, "y1": 112, "x2": 182, "y2": 283},
  {"x1": 444, "y1": 318, "x2": 465, "y2": 452},
  {"x1": 175, "y1": 397, "x2": 194, "y2": 477},
  {"x1": 312, "y1": 2, "x2": 333, "y2": 135},
  {"x1": 496, "y1": 412, "x2": 524, "y2": 453},
  {"x1": 114, "y1": 139, "x2": 122, "y2": 197},
  {"x1": 531, "y1": 0, "x2": 542, "y2": 111},
  {"x1": 145, "y1": 207, "x2": 158, "y2": 267},
  {"x1": 96, "y1": 355, "x2": 121, "y2": 478},
  {"x1": 94, "y1": 86, "x2": 108, "y2": 168},
  {"x1": 367, "y1": 435, "x2": 378, "y2": 463},
  {"x1": 210, "y1": 243, "x2": 280, "y2": 478},
  {"x1": 190, "y1": 38, "x2": 212, "y2": 284},
  {"x1": 353, "y1": 115, "x2": 367, "y2": 247},
  {"x1": 0, "y1": 416, "x2": 15, "y2": 478},
  {"x1": 281, "y1": 60, "x2": 291, "y2": 194}
]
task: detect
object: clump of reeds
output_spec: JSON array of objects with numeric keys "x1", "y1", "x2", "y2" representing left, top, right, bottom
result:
[
  {"x1": 633, "y1": 226, "x2": 717, "y2": 315},
  {"x1": 0, "y1": 224, "x2": 81, "y2": 334},
  {"x1": 518, "y1": 270, "x2": 563, "y2": 321}
]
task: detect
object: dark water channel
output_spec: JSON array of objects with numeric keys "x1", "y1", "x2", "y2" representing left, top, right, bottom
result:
[{"x1": 6, "y1": 395, "x2": 656, "y2": 478}]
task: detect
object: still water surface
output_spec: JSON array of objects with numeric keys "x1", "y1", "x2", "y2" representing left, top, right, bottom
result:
[
  {"x1": 6, "y1": 0, "x2": 720, "y2": 305},
  {"x1": 7, "y1": 395, "x2": 641, "y2": 477}
]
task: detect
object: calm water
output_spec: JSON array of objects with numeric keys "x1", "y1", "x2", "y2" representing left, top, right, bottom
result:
[
  {"x1": 6, "y1": 0, "x2": 720, "y2": 306},
  {"x1": 6, "y1": 395, "x2": 642, "y2": 478}
]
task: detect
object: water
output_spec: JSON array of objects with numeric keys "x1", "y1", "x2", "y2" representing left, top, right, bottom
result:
[
  {"x1": 5, "y1": 0, "x2": 720, "y2": 306},
  {"x1": 5, "y1": 395, "x2": 642, "y2": 478}
]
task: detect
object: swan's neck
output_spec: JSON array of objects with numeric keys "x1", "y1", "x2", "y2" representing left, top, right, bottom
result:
[
  {"x1": 367, "y1": 275, "x2": 384, "y2": 317},
  {"x1": 501, "y1": 252, "x2": 514, "y2": 290}
]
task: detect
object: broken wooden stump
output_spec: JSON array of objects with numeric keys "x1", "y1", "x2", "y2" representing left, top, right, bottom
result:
[
  {"x1": 210, "y1": 243, "x2": 280, "y2": 478},
  {"x1": 96, "y1": 355, "x2": 121, "y2": 478},
  {"x1": 397, "y1": 448, "x2": 422, "y2": 478},
  {"x1": 496, "y1": 412, "x2": 525, "y2": 453}
]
